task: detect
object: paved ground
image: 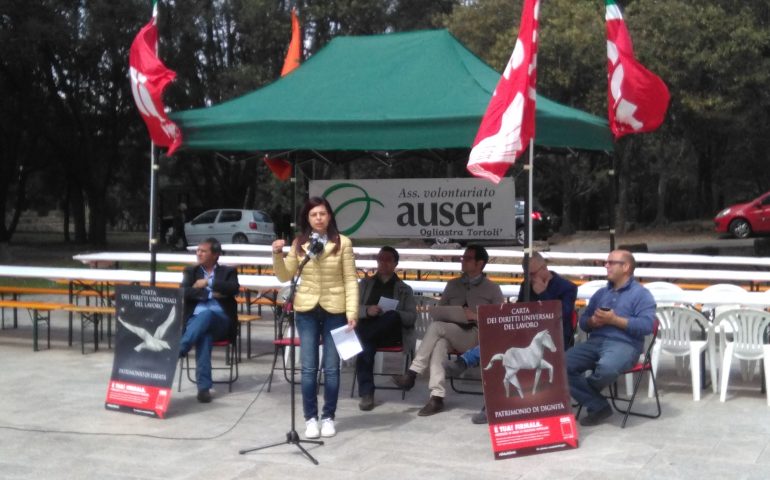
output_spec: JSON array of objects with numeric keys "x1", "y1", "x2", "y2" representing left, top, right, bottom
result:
[{"x1": 2, "y1": 302, "x2": 770, "y2": 480}]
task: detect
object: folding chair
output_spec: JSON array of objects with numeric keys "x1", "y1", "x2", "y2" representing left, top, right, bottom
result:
[
  {"x1": 608, "y1": 319, "x2": 662, "y2": 428},
  {"x1": 266, "y1": 307, "x2": 300, "y2": 392},
  {"x1": 178, "y1": 336, "x2": 239, "y2": 393},
  {"x1": 350, "y1": 345, "x2": 412, "y2": 399}
]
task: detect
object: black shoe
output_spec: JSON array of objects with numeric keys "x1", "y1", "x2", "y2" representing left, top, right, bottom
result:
[
  {"x1": 443, "y1": 357, "x2": 468, "y2": 377},
  {"x1": 417, "y1": 396, "x2": 444, "y2": 416},
  {"x1": 471, "y1": 406, "x2": 488, "y2": 424},
  {"x1": 359, "y1": 393, "x2": 375, "y2": 411},
  {"x1": 579, "y1": 406, "x2": 612, "y2": 427},
  {"x1": 392, "y1": 370, "x2": 417, "y2": 391},
  {"x1": 197, "y1": 389, "x2": 212, "y2": 403}
]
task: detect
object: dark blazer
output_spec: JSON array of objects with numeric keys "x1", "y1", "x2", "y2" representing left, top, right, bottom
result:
[{"x1": 182, "y1": 264, "x2": 240, "y2": 342}]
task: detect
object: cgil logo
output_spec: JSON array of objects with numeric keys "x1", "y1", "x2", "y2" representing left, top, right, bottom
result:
[{"x1": 323, "y1": 183, "x2": 384, "y2": 235}]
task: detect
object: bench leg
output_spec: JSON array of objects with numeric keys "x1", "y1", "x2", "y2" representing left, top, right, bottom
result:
[
  {"x1": 32, "y1": 309, "x2": 38, "y2": 352},
  {"x1": 94, "y1": 313, "x2": 100, "y2": 352},
  {"x1": 31, "y1": 309, "x2": 51, "y2": 352},
  {"x1": 247, "y1": 322, "x2": 252, "y2": 359}
]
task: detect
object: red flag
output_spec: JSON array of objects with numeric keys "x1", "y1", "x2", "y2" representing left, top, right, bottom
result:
[
  {"x1": 605, "y1": 0, "x2": 670, "y2": 139},
  {"x1": 467, "y1": 0, "x2": 540, "y2": 184},
  {"x1": 264, "y1": 156, "x2": 292, "y2": 181},
  {"x1": 281, "y1": 8, "x2": 301, "y2": 76},
  {"x1": 129, "y1": 16, "x2": 182, "y2": 155}
]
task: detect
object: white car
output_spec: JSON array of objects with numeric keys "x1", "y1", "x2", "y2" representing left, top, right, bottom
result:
[{"x1": 184, "y1": 209, "x2": 276, "y2": 245}]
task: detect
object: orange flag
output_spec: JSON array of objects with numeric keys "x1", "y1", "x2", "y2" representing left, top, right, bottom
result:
[
  {"x1": 281, "y1": 8, "x2": 301, "y2": 76},
  {"x1": 264, "y1": 156, "x2": 292, "y2": 181}
]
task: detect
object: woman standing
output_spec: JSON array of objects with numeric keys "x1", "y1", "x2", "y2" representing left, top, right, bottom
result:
[{"x1": 272, "y1": 197, "x2": 359, "y2": 438}]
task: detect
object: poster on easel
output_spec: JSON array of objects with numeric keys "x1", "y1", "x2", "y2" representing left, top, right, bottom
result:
[
  {"x1": 477, "y1": 300, "x2": 578, "y2": 459},
  {"x1": 105, "y1": 285, "x2": 182, "y2": 419}
]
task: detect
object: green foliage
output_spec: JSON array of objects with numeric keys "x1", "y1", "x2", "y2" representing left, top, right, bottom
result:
[{"x1": 2, "y1": 0, "x2": 770, "y2": 245}]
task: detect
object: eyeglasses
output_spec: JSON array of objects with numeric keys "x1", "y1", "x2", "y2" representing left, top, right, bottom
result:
[
  {"x1": 604, "y1": 260, "x2": 626, "y2": 266},
  {"x1": 459, "y1": 255, "x2": 477, "y2": 262}
]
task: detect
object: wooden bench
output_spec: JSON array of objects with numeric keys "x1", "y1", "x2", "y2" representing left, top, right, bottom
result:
[
  {"x1": 0, "y1": 300, "x2": 69, "y2": 351},
  {"x1": 237, "y1": 289, "x2": 281, "y2": 316},
  {"x1": 62, "y1": 305, "x2": 117, "y2": 354},
  {"x1": 0, "y1": 286, "x2": 71, "y2": 328}
]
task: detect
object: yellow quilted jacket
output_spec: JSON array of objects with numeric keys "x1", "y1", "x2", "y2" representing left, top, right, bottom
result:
[{"x1": 272, "y1": 234, "x2": 359, "y2": 320}]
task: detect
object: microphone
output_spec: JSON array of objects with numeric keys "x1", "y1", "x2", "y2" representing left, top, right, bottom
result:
[{"x1": 307, "y1": 233, "x2": 325, "y2": 259}]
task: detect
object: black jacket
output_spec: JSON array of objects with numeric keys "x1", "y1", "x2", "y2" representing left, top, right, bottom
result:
[{"x1": 182, "y1": 264, "x2": 240, "y2": 341}]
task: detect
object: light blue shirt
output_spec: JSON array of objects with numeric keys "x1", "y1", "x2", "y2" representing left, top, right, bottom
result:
[
  {"x1": 192, "y1": 264, "x2": 228, "y2": 320},
  {"x1": 579, "y1": 276, "x2": 656, "y2": 353}
]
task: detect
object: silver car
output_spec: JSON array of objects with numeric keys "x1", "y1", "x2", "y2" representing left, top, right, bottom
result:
[{"x1": 184, "y1": 209, "x2": 276, "y2": 245}]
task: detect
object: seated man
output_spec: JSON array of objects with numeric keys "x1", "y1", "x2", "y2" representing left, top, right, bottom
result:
[
  {"x1": 567, "y1": 249, "x2": 655, "y2": 426},
  {"x1": 356, "y1": 246, "x2": 417, "y2": 411},
  {"x1": 446, "y1": 251, "x2": 578, "y2": 424},
  {"x1": 180, "y1": 238, "x2": 240, "y2": 403},
  {"x1": 392, "y1": 245, "x2": 504, "y2": 416}
]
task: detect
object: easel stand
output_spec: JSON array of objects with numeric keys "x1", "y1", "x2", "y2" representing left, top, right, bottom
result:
[{"x1": 239, "y1": 254, "x2": 323, "y2": 465}]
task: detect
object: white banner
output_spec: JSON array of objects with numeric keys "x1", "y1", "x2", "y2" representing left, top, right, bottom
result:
[{"x1": 309, "y1": 178, "x2": 515, "y2": 240}]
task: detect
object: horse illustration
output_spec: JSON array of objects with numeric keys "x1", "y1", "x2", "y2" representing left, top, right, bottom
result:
[{"x1": 484, "y1": 329, "x2": 557, "y2": 399}]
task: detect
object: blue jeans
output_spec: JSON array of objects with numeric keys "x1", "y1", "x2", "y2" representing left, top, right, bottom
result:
[
  {"x1": 295, "y1": 307, "x2": 347, "y2": 420},
  {"x1": 461, "y1": 345, "x2": 481, "y2": 367},
  {"x1": 566, "y1": 336, "x2": 638, "y2": 413},
  {"x1": 180, "y1": 309, "x2": 230, "y2": 391}
]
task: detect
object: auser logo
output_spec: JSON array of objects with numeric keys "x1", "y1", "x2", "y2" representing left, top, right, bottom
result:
[{"x1": 323, "y1": 183, "x2": 384, "y2": 235}]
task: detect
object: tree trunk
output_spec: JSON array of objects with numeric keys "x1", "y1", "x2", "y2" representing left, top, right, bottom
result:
[
  {"x1": 70, "y1": 185, "x2": 88, "y2": 243},
  {"x1": 654, "y1": 173, "x2": 668, "y2": 225},
  {"x1": 560, "y1": 162, "x2": 576, "y2": 235},
  {"x1": 87, "y1": 193, "x2": 107, "y2": 246},
  {"x1": 62, "y1": 185, "x2": 71, "y2": 242},
  {"x1": 697, "y1": 153, "x2": 713, "y2": 217}
]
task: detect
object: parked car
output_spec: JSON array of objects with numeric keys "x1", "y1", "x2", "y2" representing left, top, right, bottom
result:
[
  {"x1": 714, "y1": 191, "x2": 770, "y2": 239},
  {"x1": 184, "y1": 209, "x2": 276, "y2": 245},
  {"x1": 515, "y1": 199, "x2": 553, "y2": 245}
]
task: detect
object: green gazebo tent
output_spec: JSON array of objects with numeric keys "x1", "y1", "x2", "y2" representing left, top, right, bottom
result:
[{"x1": 170, "y1": 29, "x2": 613, "y2": 153}]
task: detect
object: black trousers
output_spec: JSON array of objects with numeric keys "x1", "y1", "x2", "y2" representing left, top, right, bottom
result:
[{"x1": 355, "y1": 311, "x2": 402, "y2": 396}]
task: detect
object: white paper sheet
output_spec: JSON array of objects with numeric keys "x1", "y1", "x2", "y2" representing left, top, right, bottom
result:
[
  {"x1": 377, "y1": 296, "x2": 399, "y2": 312},
  {"x1": 330, "y1": 324, "x2": 363, "y2": 361}
]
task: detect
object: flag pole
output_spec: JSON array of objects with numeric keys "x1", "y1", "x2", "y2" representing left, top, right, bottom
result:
[
  {"x1": 148, "y1": 0, "x2": 160, "y2": 286},
  {"x1": 521, "y1": 138, "x2": 534, "y2": 302},
  {"x1": 149, "y1": 143, "x2": 158, "y2": 285},
  {"x1": 608, "y1": 153, "x2": 616, "y2": 251}
]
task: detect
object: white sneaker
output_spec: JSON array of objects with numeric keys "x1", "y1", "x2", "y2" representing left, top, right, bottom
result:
[
  {"x1": 320, "y1": 418, "x2": 336, "y2": 437},
  {"x1": 304, "y1": 418, "x2": 320, "y2": 439}
]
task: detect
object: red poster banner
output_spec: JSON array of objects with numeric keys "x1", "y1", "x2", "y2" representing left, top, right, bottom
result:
[
  {"x1": 105, "y1": 381, "x2": 172, "y2": 418},
  {"x1": 478, "y1": 300, "x2": 578, "y2": 459}
]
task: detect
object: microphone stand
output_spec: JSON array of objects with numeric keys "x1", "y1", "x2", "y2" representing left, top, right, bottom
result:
[{"x1": 240, "y1": 251, "x2": 323, "y2": 464}]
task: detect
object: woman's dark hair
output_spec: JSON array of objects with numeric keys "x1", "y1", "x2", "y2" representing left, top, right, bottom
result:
[{"x1": 294, "y1": 196, "x2": 341, "y2": 255}]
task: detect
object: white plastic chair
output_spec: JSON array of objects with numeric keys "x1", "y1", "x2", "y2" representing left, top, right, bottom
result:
[
  {"x1": 715, "y1": 308, "x2": 770, "y2": 405},
  {"x1": 575, "y1": 280, "x2": 607, "y2": 344},
  {"x1": 701, "y1": 283, "x2": 747, "y2": 320},
  {"x1": 702, "y1": 284, "x2": 749, "y2": 376},
  {"x1": 644, "y1": 281, "x2": 685, "y2": 307},
  {"x1": 653, "y1": 306, "x2": 718, "y2": 401},
  {"x1": 414, "y1": 295, "x2": 440, "y2": 351}
]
